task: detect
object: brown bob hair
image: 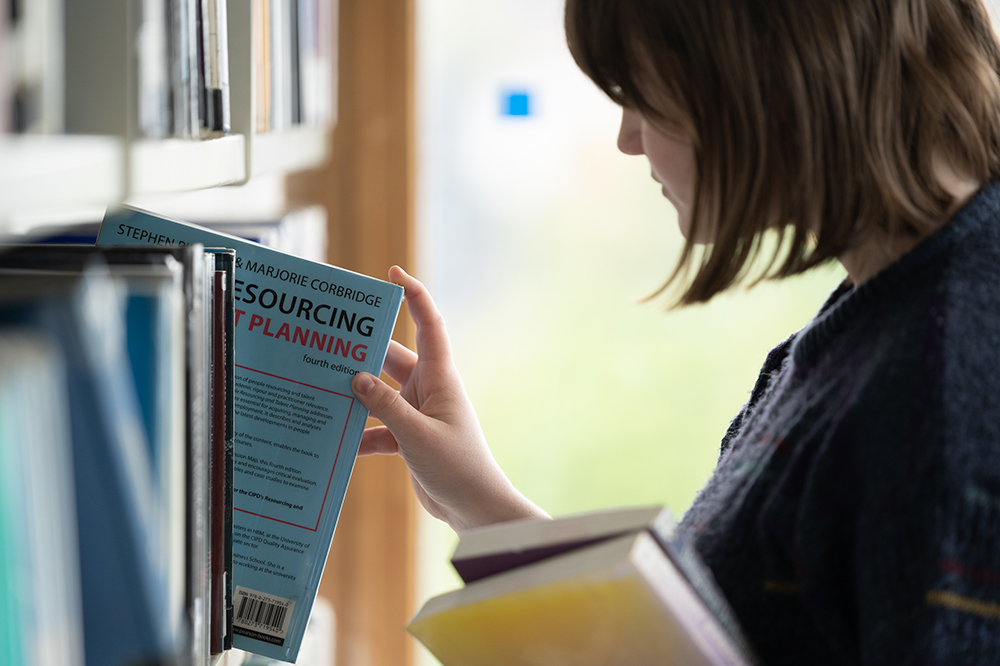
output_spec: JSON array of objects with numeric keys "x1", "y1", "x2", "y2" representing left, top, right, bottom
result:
[{"x1": 566, "y1": 0, "x2": 1000, "y2": 304}]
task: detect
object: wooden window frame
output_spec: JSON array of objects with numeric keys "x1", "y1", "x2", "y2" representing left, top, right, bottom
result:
[{"x1": 288, "y1": 0, "x2": 418, "y2": 664}]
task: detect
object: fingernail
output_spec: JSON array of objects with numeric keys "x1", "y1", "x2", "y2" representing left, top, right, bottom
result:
[{"x1": 354, "y1": 372, "x2": 375, "y2": 396}]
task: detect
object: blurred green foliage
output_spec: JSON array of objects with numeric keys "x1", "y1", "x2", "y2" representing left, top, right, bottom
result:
[{"x1": 449, "y1": 157, "x2": 844, "y2": 520}]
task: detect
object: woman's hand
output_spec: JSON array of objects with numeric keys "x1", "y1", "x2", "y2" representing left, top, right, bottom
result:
[{"x1": 351, "y1": 266, "x2": 547, "y2": 532}]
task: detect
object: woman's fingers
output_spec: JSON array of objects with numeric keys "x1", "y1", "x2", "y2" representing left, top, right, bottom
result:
[
  {"x1": 352, "y1": 371, "x2": 426, "y2": 441},
  {"x1": 382, "y1": 339, "x2": 417, "y2": 387},
  {"x1": 358, "y1": 424, "x2": 400, "y2": 456},
  {"x1": 390, "y1": 266, "x2": 452, "y2": 365}
]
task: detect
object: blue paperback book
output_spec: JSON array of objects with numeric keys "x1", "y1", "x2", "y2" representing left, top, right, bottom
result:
[{"x1": 98, "y1": 206, "x2": 404, "y2": 662}]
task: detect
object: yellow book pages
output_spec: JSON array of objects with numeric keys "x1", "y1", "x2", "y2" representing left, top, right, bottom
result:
[{"x1": 409, "y1": 533, "x2": 750, "y2": 666}]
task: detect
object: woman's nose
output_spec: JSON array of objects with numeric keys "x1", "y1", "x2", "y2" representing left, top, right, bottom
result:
[{"x1": 617, "y1": 107, "x2": 644, "y2": 156}]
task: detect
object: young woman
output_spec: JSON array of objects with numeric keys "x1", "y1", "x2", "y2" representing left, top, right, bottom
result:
[{"x1": 351, "y1": 0, "x2": 1000, "y2": 662}]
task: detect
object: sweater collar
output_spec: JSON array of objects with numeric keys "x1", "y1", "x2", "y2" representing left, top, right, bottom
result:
[{"x1": 791, "y1": 181, "x2": 1000, "y2": 365}]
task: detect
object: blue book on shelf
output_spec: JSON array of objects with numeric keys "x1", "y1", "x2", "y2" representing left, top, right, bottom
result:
[
  {"x1": 0, "y1": 272, "x2": 174, "y2": 666},
  {"x1": 0, "y1": 333, "x2": 86, "y2": 666},
  {"x1": 98, "y1": 205, "x2": 404, "y2": 663}
]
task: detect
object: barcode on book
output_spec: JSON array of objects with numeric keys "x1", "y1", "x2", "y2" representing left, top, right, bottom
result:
[{"x1": 232, "y1": 586, "x2": 295, "y2": 646}]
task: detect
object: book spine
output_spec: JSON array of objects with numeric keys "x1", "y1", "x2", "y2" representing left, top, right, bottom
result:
[
  {"x1": 185, "y1": 0, "x2": 201, "y2": 136},
  {"x1": 0, "y1": 0, "x2": 10, "y2": 133},
  {"x1": 195, "y1": 0, "x2": 207, "y2": 136},
  {"x1": 322, "y1": 0, "x2": 338, "y2": 126},
  {"x1": 213, "y1": 0, "x2": 231, "y2": 135},
  {"x1": 220, "y1": 252, "x2": 236, "y2": 651},
  {"x1": 11, "y1": 0, "x2": 63, "y2": 133},
  {"x1": 168, "y1": 0, "x2": 192, "y2": 136},
  {"x1": 654, "y1": 529, "x2": 760, "y2": 665},
  {"x1": 289, "y1": 0, "x2": 300, "y2": 125},
  {"x1": 138, "y1": 0, "x2": 171, "y2": 137},
  {"x1": 185, "y1": 247, "x2": 211, "y2": 666},
  {"x1": 198, "y1": 0, "x2": 229, "y2": 137},
  {"x1": 253, "y1": 0, "x2": 271, "y2": 133},
  {"x1": 209, "y1": 269, "x2": 226, "y2": 654},
  {"x1": 296, "y1": 0, "x2": 316, "y2": 126},
  {"x1": 269, "y1": 0, "x2": 285, "y2": 130},
  {"x1": 0, "y1": 336, "x2": 85, "y2": 666}
]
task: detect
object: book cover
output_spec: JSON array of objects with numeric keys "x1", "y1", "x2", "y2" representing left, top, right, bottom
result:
[
  {"x1": 411, "y1": 531, "x2": 756, "y2": 666},
  {"x1": 98, "y1": 205, "x2": 404, "y2": 662}
]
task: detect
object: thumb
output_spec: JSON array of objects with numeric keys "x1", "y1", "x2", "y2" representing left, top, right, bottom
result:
[{"x1": 351, "y1": 372, "x2": 422, "y2": 435}]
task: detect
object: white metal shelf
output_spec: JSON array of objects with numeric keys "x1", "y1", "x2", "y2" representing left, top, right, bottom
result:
[
  {"x1": 130, "y1": 134, "x2": 247, "y2": 194},
  {"x1": 0, "y1": 135, "x2": 124, "y2": 226},
  {"x1": 250, "y1": 126, "x2": 328, "y2": 178},
  {"x1": 1, "y1": 0, "x2": 331, "y2": 235}
]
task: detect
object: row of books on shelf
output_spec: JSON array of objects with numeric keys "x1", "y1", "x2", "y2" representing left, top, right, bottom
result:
[
  {"x1": 254, "y1": 0, "x2": 337, "y2": 133},
  {"x1": 0, "y1": 242, "x2": 235, "y2": 666},
  {"x1": 0, "y1": 207, "x2": 403, "y2": 665},
  {"x1": 1, "y1": 0, "x2": 334, "y2": 137},
  {"x1": 137, "y1": 0, "x2": 232, "y2": 139}
]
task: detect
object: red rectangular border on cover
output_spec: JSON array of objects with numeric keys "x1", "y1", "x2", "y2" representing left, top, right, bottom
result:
[{"x1": 233, "y1": 364, "x2": 355, "y2": 532}]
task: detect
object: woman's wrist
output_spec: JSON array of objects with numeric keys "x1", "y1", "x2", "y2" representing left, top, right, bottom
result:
[{"x1": 448, "y1": 472, "x2": 549, "y2": 533}]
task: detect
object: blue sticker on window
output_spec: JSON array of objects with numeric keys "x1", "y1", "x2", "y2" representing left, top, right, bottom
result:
[{"x1": 503, "y1": 91, "x2": 531, "y2": 117}]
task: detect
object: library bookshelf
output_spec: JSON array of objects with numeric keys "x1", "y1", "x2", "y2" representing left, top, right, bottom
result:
[
  {"x1": 0, "y1": 0, "x2": 332, "y2": 233},
  {"x1": 0, "y1": 1, "x2": 340, "y2": 666}
]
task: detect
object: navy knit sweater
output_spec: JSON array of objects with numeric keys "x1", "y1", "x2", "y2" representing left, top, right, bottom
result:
[{"x1": 680, "y1": 182, "x2": 1000, "y2": 665}]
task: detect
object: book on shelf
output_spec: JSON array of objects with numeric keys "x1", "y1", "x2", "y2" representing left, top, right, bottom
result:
[
  {"x1": 98, "y1": 204, "x2": 404, "y2": 663},
  {"x1": 60, "y1": 0, "x2": 232, "y2": 139},
  {"x1": 253, "y1": 0, "x2": 271, "y2": 133},
  {"x1": 0, "y1": 0, "x2": 9, "y2": 133},
  {"x1": 0, "y1": 332, "x2": 85, "y2": 666},
  {"x1": 208, "y1": 248, "x2": 237, "y2": 652},
  {"x1": 164, "y1": 0, "x2": 232, "y2": 138},
  {"x1": 0, "y1": 259, "x2": 182, "y2": 666},
  {"x1": 409, "y1": 506, "x2": 760, "y2": 666},
  {"x1": 167, "y1": 0, "x2": 197, "y2": 137},
  {"x1": 139, "y1": 0, "x2": 171, "y2": 138},
  {"x1": 5, "y1": 0, "x2": 63, "y2": 133},
  {"x1": 0, "y1": 243, "x2": 235, "y2": 666},
  {"x1": 3, "y1": 0, "x2": 336, "y2": 141},
  {"x1": 196, "y1": 0, "x2": 232, "y2": 137},
  {"x1": 269, "y1": 0, "x2": 292, "y2": 130},
  {"x1": 254, "y1": 0, "x2": 336, "y2": 132},
  {"x1": 301, "y1": 0, "x2": 337, "y2": 127}
]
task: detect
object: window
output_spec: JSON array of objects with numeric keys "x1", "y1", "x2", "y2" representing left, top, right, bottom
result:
[{"x1": 414, "y1": 2, "x2": 842, "y2": 663}]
